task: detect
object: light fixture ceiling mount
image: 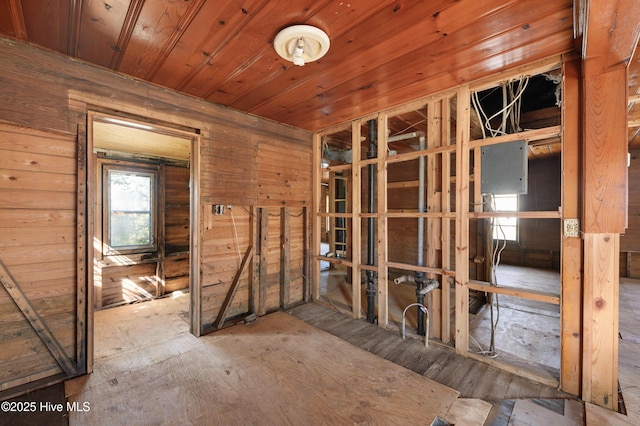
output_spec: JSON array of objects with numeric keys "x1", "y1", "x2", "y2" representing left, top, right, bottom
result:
[{"x1": 273, "y1": 25, "x2": 330, "y2": 66}]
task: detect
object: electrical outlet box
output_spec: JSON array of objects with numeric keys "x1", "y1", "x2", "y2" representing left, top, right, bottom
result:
[
  {"x1": 481, "y1": 139, "x2": 528, "y2": 195},
  {"x1": 564, "y1": 218, "x2": 579, "y2": 237}
]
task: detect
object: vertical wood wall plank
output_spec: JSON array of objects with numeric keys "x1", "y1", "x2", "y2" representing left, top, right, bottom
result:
[
  {"x1": 441, "y1": 97, "x2": 452, "y2": 344},
  {"x1": 581, "y1": 61, "x2": 626, "y2": 411},
  {"x1": 455, "y1": 85, "x2": 471, "y2": 355},
  {"x1": 190, "y1": 134, "x2": 202, "y2": 337},
  {"x1": 427, "y1": 100, "x2": 442, "y2": 339},
  {"x1": 582, "y1": 233, "x2": 619, "y2": 410},
  {"x1": 582, "y1": 65, "x2": 628, "y2": 233},
  {"x1": 303, "y1": 206, "x2": 311, "y2": 302},
  {"x1": 351, "y1": 121, "x2": 362, "y2": 319},
  {"x1": 377, "y1": 114, "x2": 389, "y2": 327},
  {"x1": 312, "y1": 134, "x2": 322, "y2": 301},
  {"x1": 85, "y1": 111, "x2": 96, "y2": 372},
  {"x1": 76, "y1": 123, "x2": 87, "y2": 374},
  {"x1": 560, "y1": 56, "x2": 582, "y2": 396}
]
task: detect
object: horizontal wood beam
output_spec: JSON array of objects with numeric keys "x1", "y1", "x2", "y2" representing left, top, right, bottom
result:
[
  {"x1": 469, "y1": 210, "x2": 561, "y2": 219},
  {"x1": 469, "y1": 126, "x2": 561, "y2": 148},
  {"x1": 316, "y1": 256, "x2": 354, "y2": 268},
  {"x1": 386, "y1": 145, "x2": 456, "y2": 164},
  {"x1": 468, "y1": 280, "x2": 560, "y2": 305},
  {"x1": 628, "y1": 118, "x2": 640, "y2": 128},
  {"x1": 388, "y1": 212, "x2": 456, "y2": 219},
  {"x1": 387, "y1": 261, "x2": 454, "y2": 277},
  {"x1": 581, "y1": 0, "x2": 640, "y2": 73}
]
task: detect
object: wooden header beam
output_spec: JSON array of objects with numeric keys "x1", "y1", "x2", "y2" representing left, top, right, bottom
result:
[{"x1": 580, "y1": 0, "x2": 640, "y2": 74}]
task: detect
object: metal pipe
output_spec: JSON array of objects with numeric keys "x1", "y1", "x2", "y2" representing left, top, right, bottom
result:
[{"x1": 366, "y1": 119, "x2": 377, "y2": 324}]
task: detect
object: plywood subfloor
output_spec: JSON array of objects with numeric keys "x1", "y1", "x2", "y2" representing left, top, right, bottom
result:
[{"x1": 65, "y1": 294, "x2": 462, "y2": 425}]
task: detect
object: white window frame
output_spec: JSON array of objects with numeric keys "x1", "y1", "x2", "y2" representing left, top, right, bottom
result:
[{"x1": 102, "y1": 162, "x2": 159, "y2": 255}]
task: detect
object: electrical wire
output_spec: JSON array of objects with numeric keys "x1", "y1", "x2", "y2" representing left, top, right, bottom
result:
[
  {"x1": 230, "y1": 208, "x2": 242, "y2": 269},
  {"x1": 472, "y1": 76, "x2": 530, "y2": 138}
]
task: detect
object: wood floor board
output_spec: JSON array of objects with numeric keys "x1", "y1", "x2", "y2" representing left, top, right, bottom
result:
[
  {"x1": 67, "y1": 296, "x2": 460, "y2": 425},
  {"x1": 290, "y1": 302, "x2": 568, "y2": 402},
  {"x1": 455, "y1": 363, "x2": 492, "y2": 399},
  {"x1": 58, "y1": 278, "x2": 640, "y2": 425},
  {"x1": 444, "y1": 357, "x2": 483, "y2": 391}
]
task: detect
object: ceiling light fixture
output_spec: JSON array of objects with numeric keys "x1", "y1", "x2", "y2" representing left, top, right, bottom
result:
[{"x1": 273, "y1": 25, "x2": 330, "y2": 66}]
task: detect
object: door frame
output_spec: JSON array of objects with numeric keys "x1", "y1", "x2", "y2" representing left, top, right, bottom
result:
[{"x1": 83, "y1": 110, "x2": 201, "y2": 372}]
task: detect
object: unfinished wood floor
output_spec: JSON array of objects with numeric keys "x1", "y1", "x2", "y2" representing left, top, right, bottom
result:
[
  {"x1": 321, "y1": 264, "x2": 562, "y2": 383},
  {"x1": 289, "y1": 302, "x2": 567, "y2": 402},
  {"x1": 65, "y1": 293, "x2": 484, "y2": 425},
  {"x1": 58, "y1": 277, "x2": 640, "y2": 425}
]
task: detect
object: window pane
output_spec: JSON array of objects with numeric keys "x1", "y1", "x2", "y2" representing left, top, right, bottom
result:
[
  {"x1": 493, "y1": 195, "x2": 518, "y2": 211},
  {"x1": 492, "y1": 194, "x2": 518, "y2": 241},
  {"x1": 110, "y1": 213, "x2": 152, "y2": 246},
  {"x1": 108, "y1": 170, "x2": 153, "y2": 248}
]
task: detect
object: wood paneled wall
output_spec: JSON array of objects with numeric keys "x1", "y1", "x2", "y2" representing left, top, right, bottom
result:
[
  {"x1": 0, "y1": 38, "x2": 311, "y2": 396},
  {"x1": 0, "y1": 123, "x2": 79, "y2": 392}
]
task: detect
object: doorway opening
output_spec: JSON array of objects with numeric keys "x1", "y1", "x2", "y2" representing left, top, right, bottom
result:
[{"x1": 86, "y1": 111, "x2": 200, "y2": 371}]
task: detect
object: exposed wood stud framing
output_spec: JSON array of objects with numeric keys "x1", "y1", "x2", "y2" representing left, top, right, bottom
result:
[
  {"x1": 351, "y1": 121, "x2": 362, "y2": 319},
  {"x1": 376, "y1": 114, "x2": 389, "y2": 327},
  {"x1": 441, "y1": 96, "x2": 452, "y2": 344},
  {"x1": 190, "y1": 133, "x2": 201, "y2": 337},
  {"x1": 560, "y1": 56, "x2": 582, "y2": 396},
  {"x1": 454, "y1": 85, "x2": 471, "y2": 355},
  {"x1": 312, "y1": 133, "x2": 322, "y2": 301},
  {"x1": 258, "y1": 208, "x2": 269, "y2": 316},
  {"x1": 76, "y1": 122, "x2": 87, "y2": 374},
  {"x1": 280, "y1": 208, "x2": 291, "y2": 309}
]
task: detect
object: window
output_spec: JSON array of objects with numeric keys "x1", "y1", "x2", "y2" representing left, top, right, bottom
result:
[
  {"x1": 492, "y1": 194, "x2": 518, "y2": 241},
  {"x1": 103, "y1": 165, "x2": 158, "y2": 254}
]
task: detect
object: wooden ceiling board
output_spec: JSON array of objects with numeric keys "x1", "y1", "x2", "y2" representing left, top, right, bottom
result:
[
  {"x1": 117, "y1": 0, "x2": 205, "y2": 78},
  {"x1": 21, "y1": 0, "x2": 70, "y2": 53},
  {"x1": 76, "y1": 0, "x2": 132, "y2": 68},
  {"x1": 274, "y1": 25, "x2": 572, "y2": 131},
  {"x1": 253, "y1": 0, "x2": 573, "y2": 129},
  {"x1": 149, "y1": 0, "x2": 267, "y2": 89},
  {"x1": 228, "y1": 0, "x2": 456, "y2": 113},
  {"x1": 0, "y1": 0, "x2": 636, "y2": 136},
  {"x1": 238, "y1": 0, "x2": 462, "y2": 117},
  {"x1": 205, "y1": 0, "x2": 397, "y2": 108},
  {"x1": 181, "y1": 0, "x2": 327, "y2": 101}
]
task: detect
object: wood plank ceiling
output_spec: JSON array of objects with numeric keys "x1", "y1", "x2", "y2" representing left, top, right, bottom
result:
[
  {"x1": 0, "y1": 0, "x2": 636, "y2": 149},
  {"x1": 0, "y1": 0, "x2": 577, "y2": 132}
]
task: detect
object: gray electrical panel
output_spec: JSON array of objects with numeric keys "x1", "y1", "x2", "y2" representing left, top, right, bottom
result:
[{"x1": 481, "y1": 139, "x2": 528, "y2": 195}]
